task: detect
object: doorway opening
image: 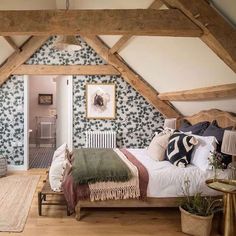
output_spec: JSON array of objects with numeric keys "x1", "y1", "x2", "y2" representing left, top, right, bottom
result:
[{"x1": 24, "y1": 75, "x2": 73, "y2": 169}]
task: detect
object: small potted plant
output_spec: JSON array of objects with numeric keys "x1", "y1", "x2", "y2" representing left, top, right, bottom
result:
[
  {"x1": 179, "y1": 179, "x2": 223, "y2": 236},
  {"x1": 208, "y1": 151, "x2": 225, "y2": 180}
]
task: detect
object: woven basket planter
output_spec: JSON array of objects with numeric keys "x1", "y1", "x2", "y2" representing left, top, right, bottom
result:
[
  {"x1": 179, "y1": 206, "x2": 213, "y2": 236},
  {"x1": 0, "y1": 156, "x2": 7, "y2": 177}
]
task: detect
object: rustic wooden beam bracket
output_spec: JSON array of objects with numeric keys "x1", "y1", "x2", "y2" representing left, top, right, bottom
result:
[
  {"x1": 158, "y1": 83, "x2": 236, "y2": 101},
  {"x1": 0, "y1": 36, "x2": 48, "y2": 85}
]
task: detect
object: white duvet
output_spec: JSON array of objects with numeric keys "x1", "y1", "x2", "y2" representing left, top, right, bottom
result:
[{"x1": 128, "y1": 148, "x2": 230, "y2": 198}]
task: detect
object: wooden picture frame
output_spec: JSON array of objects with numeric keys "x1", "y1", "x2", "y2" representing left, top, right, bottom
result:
[
  {"x1": 38, "y1": 94, "x2": 53, "y2": 105},
  {"x1": 86, "y1": 83, "x2": 116, "y2": 119}
]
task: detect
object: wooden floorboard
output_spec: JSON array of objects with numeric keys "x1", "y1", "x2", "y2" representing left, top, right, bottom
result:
[{"x1": 1, "y1": 169, "x2": 221, "y2": 236}]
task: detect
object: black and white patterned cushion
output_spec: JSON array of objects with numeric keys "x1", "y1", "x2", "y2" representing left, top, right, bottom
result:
[
  {"x1": 155, "y1": 127, "x2": 165, "y2": 134},
  {"x1": 165, "y1": 131, "x2": 198, "y2": 168}
]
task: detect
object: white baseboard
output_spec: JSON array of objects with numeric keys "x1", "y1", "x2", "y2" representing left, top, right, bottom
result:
[{"x1": 7, "y1": 164, "x2": 28, "y2": 171}]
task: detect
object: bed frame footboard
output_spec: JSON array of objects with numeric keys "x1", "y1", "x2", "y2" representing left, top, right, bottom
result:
[{"x1": 75, "y1": 197, "x2": 183, "y2": 221}]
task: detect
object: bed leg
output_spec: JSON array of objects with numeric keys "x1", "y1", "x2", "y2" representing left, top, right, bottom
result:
[
  {"x1": 38, "y1": 192, "x2": 42, "y2": 216},
  {"x1": 76, "y1": 206, "x2": 81, "y2": 221}
]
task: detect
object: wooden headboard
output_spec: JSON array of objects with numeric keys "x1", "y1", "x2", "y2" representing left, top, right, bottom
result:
[{"x1": 177, "y1": 109, "x2": 236, "y2": 129}]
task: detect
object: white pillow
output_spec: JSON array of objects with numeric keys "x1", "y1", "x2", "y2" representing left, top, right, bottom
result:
[
  {"x1": 49, "y1": 158, "x2": 68, "y2": 192},
  {"x1": 52, "y1": 143, "x2": 67, "y2": 161},
  {"x1": 147, "y1": 133, "x2": 171, "y2": 161},
  {"x1": 191, "y1": 135, "x2": 217, "y2": 171}
]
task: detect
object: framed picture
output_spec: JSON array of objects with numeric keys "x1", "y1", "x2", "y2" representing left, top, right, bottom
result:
[
  {"x1": 86, "y1": 83, "x2": 116, "y2": 119},
  {"x1": 38, "y1": 94, "x2": 53, "y2": 105}
]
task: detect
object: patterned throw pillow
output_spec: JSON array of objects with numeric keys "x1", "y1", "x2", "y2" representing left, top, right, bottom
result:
[{"x1": 165, "y1": 131, "x2": 198, "y2": 168}]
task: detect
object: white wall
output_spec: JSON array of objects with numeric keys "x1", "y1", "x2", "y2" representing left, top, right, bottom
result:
[
  {"x1": 0, "y1": 37, "x2": 15, "y2": 64},
  {"x1": 0, "y1": 0, "x2": 56, "y2": 10},
  {"x1": 56, "y1": 76, "x2": 73, "y2": 149},
  {"x1": 56, "y1": 0, "x2": 153, "y2": 9}
]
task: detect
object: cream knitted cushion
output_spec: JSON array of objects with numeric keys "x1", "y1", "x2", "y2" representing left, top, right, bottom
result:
[{"x1": 147, "y1": 133, "x2": 171, "y2": 161}]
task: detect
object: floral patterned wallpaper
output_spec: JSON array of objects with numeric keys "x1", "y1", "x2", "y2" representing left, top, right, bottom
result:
[
  {"x1": 0, "y1": 36, "x2": 164, "y2": 165},
  {"x1": 0, "y1": 76, "x2": 24, "y2": 165},
  {"x1": 73, "y1": 75, "x2": 163, "y2": 148}
]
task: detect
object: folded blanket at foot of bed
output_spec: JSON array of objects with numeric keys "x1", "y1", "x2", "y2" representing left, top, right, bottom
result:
[
  {"x1": 71, "y1": 148, "x2": 133, "y2": 184},
  {"x1": 62, "y1": 148, "x2": 149, "y2": 212}
]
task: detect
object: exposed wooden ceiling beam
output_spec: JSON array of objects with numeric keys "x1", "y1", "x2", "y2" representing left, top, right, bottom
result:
[
  {"x1": 14, "y1": 65, "x2": 120, "y2": 75},
  {"x1": 0, "y1": 9, "x2": 202, "y2": 37},
  {"x1": 109, "y1": 0, "x2": 165, "y2": 54},
  {"x1": 3, "y1": 36, "x2": 20, "y2": 51},
  {"x1": 0, "y1": 36, "x2": 48, "y2": 85},
  {"x1": 81, "y1": 35, "x2": 180, "y2": 118},
  {"x1": 158, "y1": 83, "x2": 236, "y2": 101},
  {"x1": 162, "y1": 0, "x2": 236, "y2": 73},
  {"x1": 109, "y1": 35, "x2": 133, "y2": 54}
]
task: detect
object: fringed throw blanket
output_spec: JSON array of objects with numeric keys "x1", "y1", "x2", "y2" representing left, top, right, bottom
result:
[
  {"x1": 89, "y1": 149, "x2": 140, "y2": 201},
  {"x1": 71, "y1": 148, "x2": 132, "y2": 184},
  {"x1": 62, "y1": 148, "x2": 149, "y2": 212}
]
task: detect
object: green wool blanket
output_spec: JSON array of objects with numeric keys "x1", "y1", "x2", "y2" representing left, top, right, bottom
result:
[{"x1": 71, "y1": 148, "x2": 132, "y2": 184}]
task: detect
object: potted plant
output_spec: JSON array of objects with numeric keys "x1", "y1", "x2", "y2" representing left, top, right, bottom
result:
[
  {"x1": 179, "y1": 179, "x2": 223, "y2": 236},
  {"x1": 208, "y1": 151, "x2": 226, "y2": 180}
]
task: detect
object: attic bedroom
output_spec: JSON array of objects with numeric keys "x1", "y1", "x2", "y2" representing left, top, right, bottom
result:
[{"x1": 0, "y1": 0, "x2": 235, "y2": 235}]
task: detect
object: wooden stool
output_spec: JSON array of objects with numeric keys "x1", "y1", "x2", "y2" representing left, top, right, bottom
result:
[{"x1": 38, "y1": 178, "x2": 70, "y2": 216}]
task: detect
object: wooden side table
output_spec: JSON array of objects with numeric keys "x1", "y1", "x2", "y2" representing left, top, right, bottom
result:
[{"x1": 206, "y1": 179, "x2": 236, "y2": 236}]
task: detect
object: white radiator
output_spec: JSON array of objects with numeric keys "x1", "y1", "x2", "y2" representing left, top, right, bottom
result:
[
  {"x1": 40, "y1": 122, "x2": 53, "y2": 139},
  {"x1": 85, "y1": 131, "x2": 116, "y2": 148}
]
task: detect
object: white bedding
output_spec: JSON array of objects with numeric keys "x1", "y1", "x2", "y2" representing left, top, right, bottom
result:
[{"x1": 128, "y1": 148, "x2": 230, "y2": 198}]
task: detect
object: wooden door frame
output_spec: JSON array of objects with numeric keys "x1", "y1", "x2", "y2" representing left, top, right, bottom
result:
[{"x1": 22, "y1": 75, "x2": 73, "y2": 170}]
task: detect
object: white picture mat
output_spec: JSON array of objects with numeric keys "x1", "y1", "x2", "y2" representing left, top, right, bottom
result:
[{"x1": 86, "y1": 84, "x2": 115, "y2": 119}]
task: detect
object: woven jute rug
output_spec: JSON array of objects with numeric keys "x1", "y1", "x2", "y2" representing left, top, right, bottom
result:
[{"x1": 0, "y1": 175, "x2": 40, "y2": 232}]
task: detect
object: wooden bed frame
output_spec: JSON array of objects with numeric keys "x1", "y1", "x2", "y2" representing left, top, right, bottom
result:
[{"x1": 75, "y1": 109, "x2": 236, "y2": 220}]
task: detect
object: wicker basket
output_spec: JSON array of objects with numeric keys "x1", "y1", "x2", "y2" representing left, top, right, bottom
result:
[
  {"x1": 0, "y1": 156, "x2": 7, "y2": 177},
  {"x1": 179, "y1": 206, "x2": 213, "y2": 236}
]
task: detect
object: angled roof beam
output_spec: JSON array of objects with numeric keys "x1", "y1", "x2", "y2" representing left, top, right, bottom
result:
[
  {"x1": 158, "y1": 83, "x2": 236, "y2": 101},
  {"x1": 163, "y1": 0, "x2": 236, "y2": 73},
  {"x1": 109, "y1": 0, "x2": 165, "y2": 54},
  {"x1": 81, "y1": 35, "x2": 180, "y2": 118},
  {"x1": 109, "y1": 35, "x2": 133, "y2": 54},
  {"x1": 0, "y1": 9, "x2": 202, "y2": 37},
  {"x1": 0, "y1": 36, "x2": 48, "y2": 85}
]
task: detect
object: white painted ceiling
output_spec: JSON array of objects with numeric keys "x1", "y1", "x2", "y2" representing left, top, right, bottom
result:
[{"x1": 0, "y1": 0, "x2": 236, "y2": 116}]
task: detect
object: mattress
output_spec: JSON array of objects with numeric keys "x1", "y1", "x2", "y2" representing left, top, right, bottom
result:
[{"x1": 128, "y1": 148, "x2": 230, "y2": 198}]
